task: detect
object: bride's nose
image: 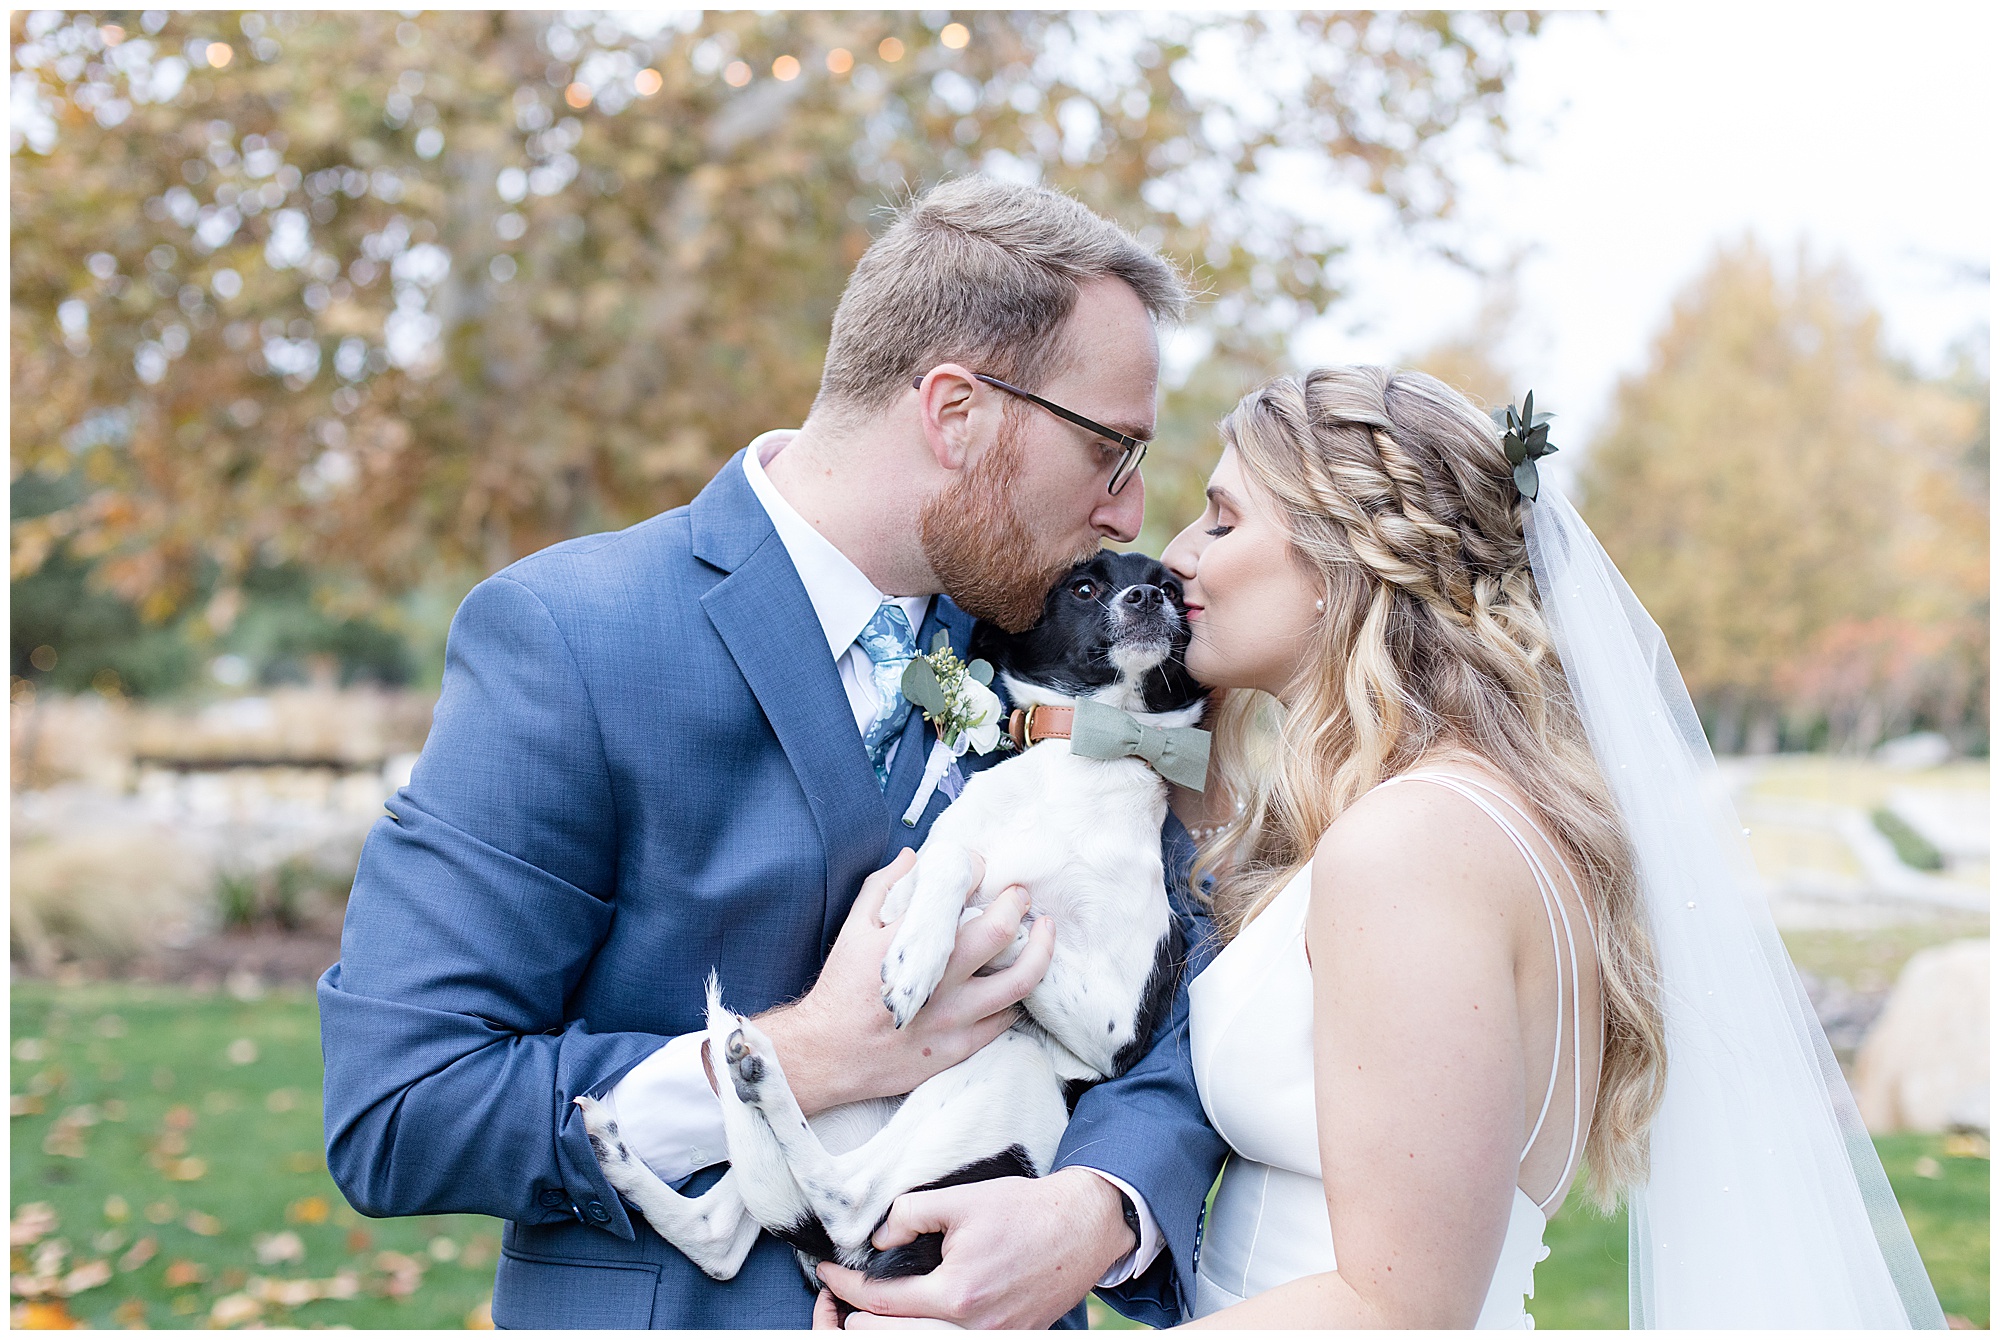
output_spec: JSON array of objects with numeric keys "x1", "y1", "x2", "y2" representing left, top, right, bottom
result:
[{"x1": 1162, "y1": 526, "x2": 1198, "y2": 583}]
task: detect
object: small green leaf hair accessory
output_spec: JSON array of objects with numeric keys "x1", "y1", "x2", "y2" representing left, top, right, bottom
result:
[{"x1": 1491, "y1": 391, "x2": 1557, "y2": 501}]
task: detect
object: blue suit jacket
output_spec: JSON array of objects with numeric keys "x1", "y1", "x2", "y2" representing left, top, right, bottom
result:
[{"x1": 318, "y1": 454, "x2": 1225, "y2": 1328}]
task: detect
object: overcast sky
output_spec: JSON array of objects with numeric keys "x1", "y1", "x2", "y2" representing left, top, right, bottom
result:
[{"x1": 1292, "y1": 8, "x2": 1992, "y2": 458}]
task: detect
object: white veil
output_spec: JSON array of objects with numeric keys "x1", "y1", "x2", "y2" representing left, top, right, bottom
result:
[{"x1": 1522, "y1": 482, "x2": 1946, "y2": 1329}]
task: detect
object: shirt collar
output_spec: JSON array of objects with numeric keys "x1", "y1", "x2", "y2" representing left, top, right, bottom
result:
[{"x1": 740, "y1": 430, "x2": 930, "y2": 660}]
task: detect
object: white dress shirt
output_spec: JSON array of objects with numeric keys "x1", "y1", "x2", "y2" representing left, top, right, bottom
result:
[{"x1": 601, "y1": 431, "x2": 1162, "y2": 1287}]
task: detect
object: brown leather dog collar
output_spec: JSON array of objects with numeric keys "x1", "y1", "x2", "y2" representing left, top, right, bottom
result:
[{"x1": 1006, "y1": 704, "x2": 1075, "y2": 750}]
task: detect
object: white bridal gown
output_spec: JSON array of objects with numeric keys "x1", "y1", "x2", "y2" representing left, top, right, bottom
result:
[{"x1": 1189, "y1": 771, "x2": 1593, "y2": 1329}]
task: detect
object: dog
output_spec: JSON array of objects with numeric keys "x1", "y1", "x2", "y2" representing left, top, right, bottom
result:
[{"x1": 576, "y1": 549, "x2": 1207, "y2": 1288}]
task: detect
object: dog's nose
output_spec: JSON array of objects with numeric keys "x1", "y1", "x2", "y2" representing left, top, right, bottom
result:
[{"x1": 1122, "y1": 585, "x2": 1164, "y2": 611}]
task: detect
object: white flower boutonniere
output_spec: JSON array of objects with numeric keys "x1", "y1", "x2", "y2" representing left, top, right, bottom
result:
[{"x1": 898, "y1": 632, "x2": 1012, "y2": 826}]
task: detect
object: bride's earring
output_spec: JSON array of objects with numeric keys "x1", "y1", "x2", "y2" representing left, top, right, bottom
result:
[{"x1": 1314, "y1": 598, "x2": 1325, "y2": 614}]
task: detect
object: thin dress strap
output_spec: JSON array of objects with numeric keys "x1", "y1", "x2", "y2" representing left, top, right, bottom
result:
[{"x1": 1376, "y1": 769, "x2": 1591, "y2": 1212}]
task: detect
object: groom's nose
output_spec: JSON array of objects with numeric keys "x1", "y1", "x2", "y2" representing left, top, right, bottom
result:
[{"x1": 1091, "y1": 468, "x2": 1144, "y2": 543}]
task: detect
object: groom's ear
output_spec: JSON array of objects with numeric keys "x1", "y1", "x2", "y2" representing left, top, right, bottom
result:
[{"x1": 914, "y1": 364, "x2": 983, "y2": 474}]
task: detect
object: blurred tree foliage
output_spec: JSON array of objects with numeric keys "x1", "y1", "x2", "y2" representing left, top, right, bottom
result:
[
  {"x1": 12, "y1": 9, "x2": 1543, "y2": 695},
  {"x1": 1580, "y1": 238, "x2": 1989, "y2": 754}
]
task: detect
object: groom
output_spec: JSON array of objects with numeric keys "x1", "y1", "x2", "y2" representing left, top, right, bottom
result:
[{"x1": 318, "y1": 177, "x2": 1226, "y2": 1328}]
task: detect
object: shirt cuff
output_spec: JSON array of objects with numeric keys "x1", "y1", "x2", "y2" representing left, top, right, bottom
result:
[
  {"x1": 1075, "y1": 1168, "x2": 1164, "y2": 1287},
  {"x1": 601, "y1": 1031, "x2": 728, "y2": 1186}
]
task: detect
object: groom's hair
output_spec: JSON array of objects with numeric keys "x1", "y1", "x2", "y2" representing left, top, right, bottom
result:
[{"x1": 812, "y1": 177, "x2": 1187, "y2": 417}]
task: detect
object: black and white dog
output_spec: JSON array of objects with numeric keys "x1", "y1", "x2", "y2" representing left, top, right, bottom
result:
[{"x1": 577, "y1": 550, "x2": 1206, "y2": 1286}]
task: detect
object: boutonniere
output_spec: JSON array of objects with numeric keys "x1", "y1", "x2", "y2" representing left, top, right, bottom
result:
[{"x1": 897, "y1": 632, "x2": 1012, "y2": 826}]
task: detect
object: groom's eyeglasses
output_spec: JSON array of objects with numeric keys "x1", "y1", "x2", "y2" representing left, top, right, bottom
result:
[{"x1": 911, "y1": 373, "x2": 1149, "y2": 495}]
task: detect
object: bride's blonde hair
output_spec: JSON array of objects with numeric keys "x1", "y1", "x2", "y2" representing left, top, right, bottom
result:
[{"x1": 1193, "y1": 366, "x2": 1665, "y2": 1206}]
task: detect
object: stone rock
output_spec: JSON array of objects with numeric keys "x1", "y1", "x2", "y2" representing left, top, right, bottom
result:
[{"x1": 1853, "y1": 939, "x2": 1989, "y2": 1133}]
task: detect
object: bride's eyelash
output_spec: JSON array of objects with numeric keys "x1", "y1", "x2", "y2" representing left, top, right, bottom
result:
[{"x1": 1206, "y1": 525, "x2": 1233, "y2": 538}]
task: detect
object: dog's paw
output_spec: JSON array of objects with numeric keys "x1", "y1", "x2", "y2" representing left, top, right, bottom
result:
[
  {"x1": 879, "y1": 922, "x2": 952, "y2": 1030},
  {"x1": 723, "y1": 1027, "x2": 770, "y2": 1104},
  {"x1": 574, "y1": 1096, "x2": 640, "y2": 1186}
]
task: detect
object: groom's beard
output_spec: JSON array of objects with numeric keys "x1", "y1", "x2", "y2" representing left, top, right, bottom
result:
[{"x1": 918, "y1": 427, "x2": 1099, "y2": 634}]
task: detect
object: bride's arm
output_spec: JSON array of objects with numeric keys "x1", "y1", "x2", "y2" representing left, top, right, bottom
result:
[{"x1": 1180, "y1": 782, "x2": 1527, "y2": 1329}]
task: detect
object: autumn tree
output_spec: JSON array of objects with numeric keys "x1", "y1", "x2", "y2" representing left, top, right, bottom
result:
[
  {"x1": 12, "y1": 10, "x2": 1546, "y2": 693},
  {"x1": 1579, "y1": 238, "x2": 1988, "y2": 752}
]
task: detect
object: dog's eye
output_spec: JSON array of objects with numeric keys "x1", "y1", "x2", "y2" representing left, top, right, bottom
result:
[
  {"x1": 1070, "y1": 579, "x2": 1098, "y2": 600},
  {"x1": 1162, "y1": 581, "x2": 1184, "y2": 606}
]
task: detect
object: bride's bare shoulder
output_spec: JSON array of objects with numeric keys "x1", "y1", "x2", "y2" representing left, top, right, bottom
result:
[{"x1": 1310, "y1": 758, "x2": 1537, "y2": 915}]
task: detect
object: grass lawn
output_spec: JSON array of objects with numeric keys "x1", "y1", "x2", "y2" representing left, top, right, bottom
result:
[
  {"x1": 11, "y1": 981, "x2": 498, "y2": 1329},
  {"x1": 12, "y1": 980, "x2": 1986, "y2": 1330}
]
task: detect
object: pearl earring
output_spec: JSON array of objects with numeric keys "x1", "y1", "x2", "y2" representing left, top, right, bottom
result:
[{"x1": 1315, "y1": 598, "x2": 1325, "y2": 614}]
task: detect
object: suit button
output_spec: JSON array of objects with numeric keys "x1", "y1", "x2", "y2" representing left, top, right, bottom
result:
[
  {"x1": 538, "y1": 1189, "x2": 565, "y2": 1208},
  {"x1": 586, "y1": 1200, "x2": 610, "y2": 1223}
]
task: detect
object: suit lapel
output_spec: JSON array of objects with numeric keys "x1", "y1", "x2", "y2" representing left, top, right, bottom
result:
[
  {"x1": 879, "y1": 598, "x2": 979, "y2": 845},
  {"x1": 693, "y1": 457, "x2": 892, "y2": 937}
]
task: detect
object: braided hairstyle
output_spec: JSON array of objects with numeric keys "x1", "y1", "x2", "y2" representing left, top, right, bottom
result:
[{"x1": 1194, "y1": 365, "x2": 1665, "y2": 1207}]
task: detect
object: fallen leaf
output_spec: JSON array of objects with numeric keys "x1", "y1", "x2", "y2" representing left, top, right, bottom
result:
[
  {"x1": 10, "y1": 1205, "x2": 58, "y2": 1248},
  {"x1": 1914, "y1": 1155, "x2": 1943, "y2": 1179},
  {"x1": 57, "y1": 1261, "x2": 110, "y2": 1296},
  {"x1": 29, "y1": 1240, "x2": 67, "y2": 1279},
  {"x1": 225, "y1": 1039, "x2": 259, "y2": 1066},
  {"x1": 90, "y1": 1230, "x2": 125, "y2": 1255},
  {"x1": 164, "y1": 1157, "x2": 208, "y2": 1182},
  {"x1": 427, "y1": 1235, "x2": 460, "y2": 1262},
  {"x1": 182, "y1": 1212, "x2": 223, "y2": 1238},
  {"x1": 265, "y1": 1089, "x2": 300, "y2": 1113},
  {"x1": 219, "y1": 1266, "x2": 247, "y2": 1290},
  {"x1": 143, "y1": 1202, "x2": 176, "y2": 1225},
  {"x1": 285, "y1": 1196, "x2": 329, "y2": 1225},
  {"x1": 1942, "y1": 1132, "x2": 1989, "y2": 1159},
  {"x1": 162, "y1": 1106, "x2": 196, "y2": 1131},
  {"x1": 253, "y1": 1231, "x2": 305, "y2": 1266},
  {"x1": 345, "y1": 1228, "x2": 372, "y2": 1254},
  {"x1": 111, "y1": 1298, "x2": 146, "y2": 1328},
  {"x1": 12, "y1": 1298, "x2": 78, "y2": 1328},
  {"x1": 40, "y1": 1126, "x2": 86, "y2": 1159},
  {"x1": 208, "y1": 1292, "x2": 261, "y2": 1328},
  {"x1": 466, "y1": 1296, "x2": 494, "y2": 1328},
  {"x1": 11, "y1": 1272, "x2": 59, "y2": 1300},
  {"x1": 163, "y1": 1260, "x2": 210, "y2": 1288},
  {"x1": 284, "y1": 1151, "x2": 322, "y2": 1174},
  {"x1": 101, "y1": 1196, "x2": 128, "y2": 1224},
  {"x1": 248, "y1": 1270, "x2": 360, "y2": 1307},
  {"x1": 116, "y1": 1236, "x2": 156, "y2": 1273},
  {"x1": 11, "y1": 1095, "x2": 45, "y2": 1117}
]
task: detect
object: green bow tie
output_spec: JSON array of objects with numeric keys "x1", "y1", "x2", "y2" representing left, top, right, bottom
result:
[{"x1": 1068, "y1": 699, "x2": 1211, "y2": 792}]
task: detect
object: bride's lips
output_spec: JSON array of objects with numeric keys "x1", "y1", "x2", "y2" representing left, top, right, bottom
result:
[{"x1": 1183, "y1": 603, "x2": 1205, "y2": 621}]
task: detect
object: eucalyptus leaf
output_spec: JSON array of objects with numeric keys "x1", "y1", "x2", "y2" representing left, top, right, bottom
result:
[
  {"x1": 967, "y1": 659, "x2": 994, "y2": 686},
  {"x1": 1522, "y1": 390, "x2": 1535, "y2": 423},
  {"x1": 900, "y1": 659, "x2": 947, "y2": 715},
  {"x1": 931, "y1": 630, "x2": 951, "y2": 656},
  {"x1": 1513, "y1": 460, "x2": 1540, "y2": 501},
  {"x1": 1504, "y1": 433, "x2": 1527, "y2": 465}
]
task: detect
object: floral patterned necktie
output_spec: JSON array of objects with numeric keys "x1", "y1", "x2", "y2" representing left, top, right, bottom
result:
[{"x1": 856, "y1": 601, "x2": 918, "y2": 788}]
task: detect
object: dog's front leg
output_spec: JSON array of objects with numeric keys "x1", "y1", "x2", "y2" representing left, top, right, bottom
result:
[
  {"x1": 573, "y1": 1097, "x2": 763, "y2": 1280},
  {"x1": 879, "y1": 841, "x2": 982, "y2": 1028}
]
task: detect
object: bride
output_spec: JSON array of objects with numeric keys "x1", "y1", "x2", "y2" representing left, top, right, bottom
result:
[{"x1": 1162, "y1": 366, "x2": 1942, "y2": 1328}]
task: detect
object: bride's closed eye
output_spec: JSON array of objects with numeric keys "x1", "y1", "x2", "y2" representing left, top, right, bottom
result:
[{"x1": 1205, "y1": 524, "x2": 1233, "y2": 538}]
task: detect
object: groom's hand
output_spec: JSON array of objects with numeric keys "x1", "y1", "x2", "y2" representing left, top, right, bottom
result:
[
  {"x1": 815, "y1": 1170, "x2": 1135, "y2": 1329},
  {"x1": 758, "y1": 849, "x2": 1055, "y2": 1115}
]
